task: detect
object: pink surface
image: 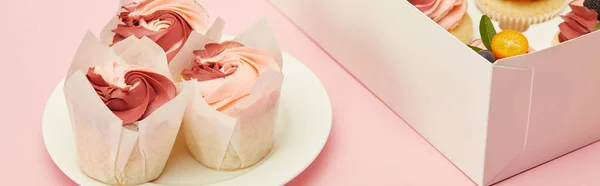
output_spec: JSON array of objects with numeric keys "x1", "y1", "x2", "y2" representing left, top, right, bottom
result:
[{"x1": 1, "y1": 0, "x2": 599, "y2": 185}]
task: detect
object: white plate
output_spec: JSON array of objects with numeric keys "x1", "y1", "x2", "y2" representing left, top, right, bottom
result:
[{"x1": 42, "y1": 52, "x2": 332, "y2": 186}]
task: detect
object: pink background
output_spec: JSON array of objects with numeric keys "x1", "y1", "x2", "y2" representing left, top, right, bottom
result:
[{"x1": 1, "y1": 0, "x2": 599, "y2": 185}]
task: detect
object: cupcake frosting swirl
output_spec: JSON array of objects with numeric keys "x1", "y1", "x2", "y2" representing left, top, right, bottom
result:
[
  {"x1": 181, "y1": 41, "x2": 281, "y2": 112},
  {"x1": 86, "y1": 62, "x2": 177, "y2": 125},
  {"x1": 112, "y1": 0, "x2": 210, "y2": 62},
  {"x1": 558, "y1": 0, "x2": 599, "y2": 43},
  {"x1": 408, "y1": 0, "x2": 468, "y2": 30}
]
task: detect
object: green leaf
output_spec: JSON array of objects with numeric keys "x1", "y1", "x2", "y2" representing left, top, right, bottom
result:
[
  {"x1": 467, "y1": 45, "x2": 483, "y2": 52},
  {"x1": 479, "y1": 15, "x2": 497, "y2": 51},
  {"x1": 596, "y1": 22, "x2": 600, "y2": 30}
]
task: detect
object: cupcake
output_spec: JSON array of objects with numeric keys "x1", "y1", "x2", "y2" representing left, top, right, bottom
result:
[
  {"x1": 476, "y1": 0, "x2": 569, "y2": 32},
  {"x1": 103, "y1": 0, "x2": 210, "y2": 62},
  {"x1": 409, "y1": 0, "x2": 473, "y2": 43},
  {"x1": 553, "y1": 0, "x2": 600, "y2": 45},
  {"x1": 64, "y1": 33, "x2": 189, "y2": 185},
  {"x1": 169, "y1": 20, "x2": 284, "y2": 171}
]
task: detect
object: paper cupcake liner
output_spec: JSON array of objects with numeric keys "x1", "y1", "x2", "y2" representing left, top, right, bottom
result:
[
  {"x1": 189, "y1": 104, "x2": 278, "y2": 171},
  {"x1": 476, "y1": 0, "x2": 568, "y2": 32},
  {"x1": 182, "y1": 82, "x2": 281, "y2": 171}
]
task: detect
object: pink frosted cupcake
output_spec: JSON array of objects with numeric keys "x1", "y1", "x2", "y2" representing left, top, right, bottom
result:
[
  {"x1": 65, "y1": 33, "x2": 190, "y2": 185},
  {"x1": 168, "y1": 20, "x2": 285, "y2": 171},
  {"x1": 180, "y1": 41, "x2": 283, "y2": 170},
  {"x1": 76, "y1": 62, "x2": 181, "y2": 185},
  {"x1": 553, "y1": 0, "x2": 600, "y2": 45},
  {"x1": 110, "y1": 0, "x2": 210, "y2": 62},
  {"x1": 409, "y1": 0, "x2": 473, "y2": 43}
]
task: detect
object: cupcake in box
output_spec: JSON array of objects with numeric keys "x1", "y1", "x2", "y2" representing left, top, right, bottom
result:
[
  {"x1": 169, "y1": 19, "x2": 284, "y2": 170},
  {"x1": 409, "y1": 0, "x2": 474, "y2": 43},
  {"x1": 553, "y1": 0, "x2": 600, "y2": 45},
  {"x1": 64, "y1": 32, "x2": 190, "y2": 185},
  {"x1": 101, "y1": 0, "x2": 210, "y2": 62},
  {"x1": 476, "y1": 0, "x2": 569, "y2": 32}
]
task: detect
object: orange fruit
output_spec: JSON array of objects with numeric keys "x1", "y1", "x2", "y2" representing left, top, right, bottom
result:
[{"x1": 491, "y1": 30, "x2": 529, "y2": 59}]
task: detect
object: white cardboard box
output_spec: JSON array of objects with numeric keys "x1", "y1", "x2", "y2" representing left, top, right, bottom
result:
[{"x1": 271, "y1": 0, "x2": 600, "y2": 185}]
